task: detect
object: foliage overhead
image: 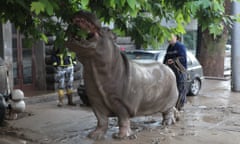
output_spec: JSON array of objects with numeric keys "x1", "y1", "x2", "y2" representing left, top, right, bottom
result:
[{"x1": 0, "y1": 0, "x2": 239, "y2": 48}]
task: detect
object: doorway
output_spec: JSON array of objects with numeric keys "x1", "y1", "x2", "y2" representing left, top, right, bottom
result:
[{"x1": 12, "y1": 26, "x2": 35, "y2": 90}]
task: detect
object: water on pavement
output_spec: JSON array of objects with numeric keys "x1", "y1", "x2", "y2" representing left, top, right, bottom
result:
[{"x1": 1, "y1": 79, "x2": 240, "y2": 144}]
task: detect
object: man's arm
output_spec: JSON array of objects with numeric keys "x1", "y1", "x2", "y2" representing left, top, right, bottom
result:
[{"x1": 177, "y1": 43, "x2": 187, "y2": 69}]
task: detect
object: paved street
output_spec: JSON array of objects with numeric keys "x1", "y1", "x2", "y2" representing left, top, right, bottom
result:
[{"x1": 1, "y1": 78, "x2": 240, "y2": 144}]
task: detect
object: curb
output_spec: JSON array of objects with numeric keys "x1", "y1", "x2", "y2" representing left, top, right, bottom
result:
[
  {"x1": 24, "y1": 92, "x2": 58, "y2": 105},
  {"x1": 204, "y1": 76, "x2": 231, "y2": 81},
  {"x1": 24, "y1": 90, "x2": 78, "y2": 105}
]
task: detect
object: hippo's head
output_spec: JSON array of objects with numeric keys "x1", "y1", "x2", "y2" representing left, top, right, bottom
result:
[
  {"x1": 66, "y1": 11, "x2": 102, "y2": 57},
  {"x1": 66, "y1": 10, "x2": 119, "y2": 64},
  {"x1": 72, "y1": 10, "x2": 101, "y2": 33},
  {"x1": 70, "y1": 10, "x2": 101, "y2": 42}
]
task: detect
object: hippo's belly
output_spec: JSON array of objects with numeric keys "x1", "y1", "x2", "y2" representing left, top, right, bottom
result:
[{"x1": 124, "y1": 61, "x2": 178, "y2": 116}]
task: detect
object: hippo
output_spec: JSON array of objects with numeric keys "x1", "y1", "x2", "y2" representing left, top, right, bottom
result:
[{"x1": 66, "y1": 10, "x2": 179, "y2": 140}]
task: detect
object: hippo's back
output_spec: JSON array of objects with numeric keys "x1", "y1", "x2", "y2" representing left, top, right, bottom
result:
[{"x1": 123, "y1": 61, "x2": 178, "y2": 116}]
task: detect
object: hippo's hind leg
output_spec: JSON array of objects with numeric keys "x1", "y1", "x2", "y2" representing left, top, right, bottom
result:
[
  {"x1": 162, "y1": 107, "x2": 180, "y2": 126},
  {"x1": 111, "y1": 99, "x2": 133, "y2": 139},
  {"x1": 88, "y1": 106, "x2": 109, "y2": 140}
]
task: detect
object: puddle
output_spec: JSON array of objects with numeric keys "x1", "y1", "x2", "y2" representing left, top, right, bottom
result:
[
  {"x1": 0, "y1": 135, "x2": 28, "y2": 144},
  {"x1": 0, "y1": 123, "x2": 35, "y2": 144},
  {"x1": 202, "y1": 115, "x2": 222, "y2": 123}
]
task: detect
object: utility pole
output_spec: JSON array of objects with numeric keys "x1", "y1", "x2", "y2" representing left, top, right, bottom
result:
[{"x1": 231, "y1": 1, "x2": 240, "y2": 92}]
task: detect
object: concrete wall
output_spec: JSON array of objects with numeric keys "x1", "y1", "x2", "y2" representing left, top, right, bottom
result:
[
  {"x1": 1, "y1": 22, "x2": 14, "y2": 91},
  {"x1": 0, "y1": 25, "x2": 3, "y2": 58}
]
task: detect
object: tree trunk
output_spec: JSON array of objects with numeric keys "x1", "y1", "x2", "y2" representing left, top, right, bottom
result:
[
  {"x1": 198, "y1": 29, "x2": 227, "y2": 77},
  {"x1": 197, "y1": 0, "x2": 231, "y2": 78}
]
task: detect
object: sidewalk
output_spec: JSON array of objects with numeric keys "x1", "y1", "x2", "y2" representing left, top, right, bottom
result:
[
  {"x1": 200, "y1": 78, "x2": 237, "y2": 96},
  {"x1": 23, "y1": 89, "x2": 79, "y2": 105}
]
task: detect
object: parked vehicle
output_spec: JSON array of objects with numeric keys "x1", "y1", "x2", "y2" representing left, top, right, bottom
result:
[
  {"x1": 225, "y1": 44, "x2": 231, "y2": 57},
  {"x1": 123, "y1": 49, "x2": 204, "y2": 96}
]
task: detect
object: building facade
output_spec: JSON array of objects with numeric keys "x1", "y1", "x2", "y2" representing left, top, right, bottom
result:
[
  {"x1": 0, "y1": 22, "x2": 47, "y2": 94},
  {"x1": 0, "y1": 22, "x2": 84, "y2": 95}
]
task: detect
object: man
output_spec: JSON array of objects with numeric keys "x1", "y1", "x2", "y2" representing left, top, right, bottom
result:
[
  {"x1": 163, "y1": 34, "x2": 188, "y2": 110},
  {"x1": 52, "y1": 47, "x2": 77, "y2": 107}
]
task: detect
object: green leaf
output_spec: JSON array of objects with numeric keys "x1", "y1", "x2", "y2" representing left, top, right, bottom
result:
[
  {"x1": 201, "y1": 0, "x2": 211, "y2": 9},
  {"x1": 76, "y1": 28, "x2": 88, "y2": 39},
  {"x1": 209, "y1": 23, "x2": 223, "y2": 38},
  {"x1": 15, "y1": 1, "x2": 28, "y2": 9},
  {"x1": 31, "y1": 2, "x2": 45, "y2": 15},
  {"x1": 177, "y1": 25, "x2": 186, "y2": 34},
  {"x1": 46, "y1": 6, "x2": 53, "y2": 16},
  {"x1": 129, "y1": 8, "x2": 138, "y2": 17},
  {"x1": 40, "y1": 0, "x2": 54, "y2": 16},
  {"x1": 81, "y1": 0, "x2": 89, "y2": 9},
  {"x1": 40, "y1": 33, "x2": 48, "y2": 43},
  {"x1": 127, "y1": 0, "x2": 136, "y2": 10},
  {"x1": 110, "y1": 0, "x2": 116, "y2": 9},
  {"x1": 119, "y1": 0, "x2": 126, "y2": 7}
]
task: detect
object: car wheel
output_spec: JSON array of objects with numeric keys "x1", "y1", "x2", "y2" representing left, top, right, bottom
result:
[
  {"x1": 0, "y1": 99, "x2": 6, "y2": 125},
  {"x1": 188, "y1": 78, "x2": 201, "y2": 96}
]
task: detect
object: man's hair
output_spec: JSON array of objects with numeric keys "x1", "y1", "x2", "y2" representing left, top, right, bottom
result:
[
  {"x1": 176, "y1": 35, "x2": 181, "y2": 41},
  {"x1": 72, "y1": 10, "x2": 101, "y2": 30}
]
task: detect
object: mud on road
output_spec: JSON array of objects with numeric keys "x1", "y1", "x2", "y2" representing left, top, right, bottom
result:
[{"x1": 1, "y1": 79, "x2": 240, "y2": 144}]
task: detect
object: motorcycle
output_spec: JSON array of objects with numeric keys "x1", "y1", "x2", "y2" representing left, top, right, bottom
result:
[
  {"x1": 0, "y1": 57, "x2": 25, "y2": 125},
  {"x1": 0, "y1": 90, "x2": 26, "y2": 124}
]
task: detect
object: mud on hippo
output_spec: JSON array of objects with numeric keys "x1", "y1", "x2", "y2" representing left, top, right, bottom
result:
[{"x1": 66, "y1": 10, "x2": 180, "y2": 140}]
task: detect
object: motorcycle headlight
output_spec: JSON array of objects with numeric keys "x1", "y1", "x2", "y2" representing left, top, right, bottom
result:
[
  {"x1": 11, "y1": 100, "x2": 26, "y2": 113},
  {"x1": 11, "y1": 89, "x2": 24, "y2": 101}
]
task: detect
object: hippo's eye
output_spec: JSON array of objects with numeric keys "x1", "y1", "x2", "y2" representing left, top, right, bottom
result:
[{"x1": 73, "y1": 18, "x2": 85, "y2": 24}]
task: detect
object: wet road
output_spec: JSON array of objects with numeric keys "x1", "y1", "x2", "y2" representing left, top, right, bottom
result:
[{"x1": 1, "y1": 79, "x2": 240, "y2": 144}]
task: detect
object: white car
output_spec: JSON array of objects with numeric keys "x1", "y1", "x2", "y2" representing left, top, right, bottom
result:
[{"x1": 225, "y1": 44, "x2": 231, "y2": 57}]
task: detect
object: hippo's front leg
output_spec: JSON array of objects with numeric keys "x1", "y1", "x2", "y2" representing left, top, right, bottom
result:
[
  {"x1": 112, "y1": 117, "x2": 132, "y2": 139},
  {"x1": 162, "y1": 107, "x2": 179, "y2": 126},
  {"x1": 111, "y1": 99, "x2": 133, "y2": 139},
  {"x1": 88, "y1": 107, "x2": 109, "y2": 140}
]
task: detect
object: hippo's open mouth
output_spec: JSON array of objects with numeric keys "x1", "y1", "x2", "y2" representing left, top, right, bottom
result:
[{"x1": 66, "y1": 36, "x2": 97, "y2": 57}]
